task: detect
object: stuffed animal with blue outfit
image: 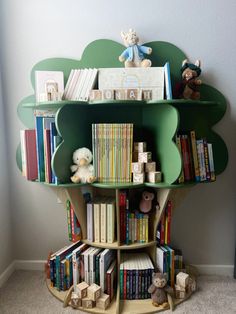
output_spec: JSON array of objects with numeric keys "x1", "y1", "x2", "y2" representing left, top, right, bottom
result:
[{"x1": 119, "y1": 29, "x2": 152, "y2": 67}]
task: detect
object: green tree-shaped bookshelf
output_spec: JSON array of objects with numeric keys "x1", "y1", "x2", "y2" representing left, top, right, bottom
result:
[{"x1": 17, "y1": 39, "x2": 228, "y2": 313}]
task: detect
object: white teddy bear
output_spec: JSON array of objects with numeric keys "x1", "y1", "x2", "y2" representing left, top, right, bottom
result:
[{"x1": 70, "y1": 147, "x2": 96, "y2": 184}]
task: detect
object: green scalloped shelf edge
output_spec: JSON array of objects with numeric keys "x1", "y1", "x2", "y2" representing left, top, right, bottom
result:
[{"x1": 16, "y1": 39, "x2": 228, "y2": 182}]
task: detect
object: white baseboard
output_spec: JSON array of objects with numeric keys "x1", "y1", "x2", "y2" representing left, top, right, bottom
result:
[
  {"x1": 15, "y1": 260, "x2": 46, "y2": 271},
  {"x1": 193, "y1": 264, "x2": 234, "y2": 276},
  {"x1": 0, "y1": 261, "x2": 15, "y2": 288}
]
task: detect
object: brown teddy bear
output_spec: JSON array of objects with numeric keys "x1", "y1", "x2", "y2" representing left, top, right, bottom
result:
[{"x1": 148, "y1": 272, "x2": 174, "y2": 311}]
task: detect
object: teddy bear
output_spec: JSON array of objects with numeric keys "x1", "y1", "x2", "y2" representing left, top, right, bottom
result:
[
  {"x1": 174, "y1": 59, "x2": 202, "y2": 100},
  {"x1": 70, "y1": 147, "x2": 96, "y2": 184},
  {"x1": 139, "y1": 190, "x2": 155, "y2": 213},
  {"x1": 119, "y1": 29, "x2": 152, "y2": 67},
  {"x1": 148, "y1": 272, "x2": 174, "y2": 311}
]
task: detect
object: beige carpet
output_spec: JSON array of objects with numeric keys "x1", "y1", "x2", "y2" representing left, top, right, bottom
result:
[{"x1": 0, "y1": 270, "x2": 236, "y2": 314}]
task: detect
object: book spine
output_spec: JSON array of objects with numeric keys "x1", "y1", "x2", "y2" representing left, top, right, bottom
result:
[
  {"x1": 207, "y1": 143, "x2": 216, "y2": 181},
  {"x1": 203, "y1": 138, "x2": 211, "y2": 181},
  {"x1": 190, "y1": 130, "x2": 200, "y2": 181},
  {"x1": 66, "y1": 200, "x2": 72, "y2": 241}
]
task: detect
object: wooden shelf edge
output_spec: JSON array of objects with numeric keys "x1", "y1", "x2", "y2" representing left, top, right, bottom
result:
[{"x1": 82, "y1": 239, "x2": 156, "y2": 250}]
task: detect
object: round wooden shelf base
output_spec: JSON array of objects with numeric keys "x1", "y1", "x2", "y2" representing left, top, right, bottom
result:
[{"x1": 46, "y1": 279, "x2": 194, "y2": 314}]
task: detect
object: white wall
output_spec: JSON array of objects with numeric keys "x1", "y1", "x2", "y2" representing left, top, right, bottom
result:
[
  {"x1": 0, "y1": 65, "x2": 13, "y2": 274},
  {"x1": 0, "y1": 0, "x2": 235, "y2": 268}
]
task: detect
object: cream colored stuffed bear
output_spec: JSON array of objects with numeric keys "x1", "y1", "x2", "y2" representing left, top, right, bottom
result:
[
  {"x1": 70, "y1": 147, "x2": 96, "y2": 183},
  {"x1": 119, "y1": 29, "x2": 152, "y2": 67}
]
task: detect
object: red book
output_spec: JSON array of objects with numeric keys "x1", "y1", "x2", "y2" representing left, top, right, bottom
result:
[
  {"x1": 180, "y1": 135, "x2": 191, "y2": 181},
  {"x1": 165, "y1": 201, "x2": 172, "y2": 245},
  {"x1": 119, "y1": 191, "x2": 126, "y2": 243},
  {"x1": 24, "y1": 129, "x2": 38, "y2": 181}
]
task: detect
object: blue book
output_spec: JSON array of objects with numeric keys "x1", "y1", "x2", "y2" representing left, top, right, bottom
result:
[
  {"x1": 35, "y1": 116, "x2": 45, "y2": 181},
  {"x1": 49, "y1": 122, "x2": 57, "y2": 184}
]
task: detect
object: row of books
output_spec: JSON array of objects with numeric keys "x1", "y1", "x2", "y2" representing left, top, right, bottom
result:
[
  {"x1": 86, "y1": 197, "x2": 116, "y2": 244},
  {"x1": 20, "y1": 113, "x2": 61, "y2": 183},
  {"x1": 156, "y1": 200, "x2": 172, "y2": 246},
  {"x1": 156, "y1": 245, "x2": 184, "y2": 288},
  {"x1": 63, "y1": 68, "x2": 98, "y2": 101},
  {"x1": 66, "y1": 200, "x2": 81, "y2": 242},
  {"x1": 92, "y1": 123, "x2": 133, "y2": 183},
  {"x1": 119, "y1": 190, "x2": 150, "y2": 245},
  {"x1": 120, "y1": 253, "x2": 154, "y2": 300},
  {"x1": 176, "y1": 130, "x2": 215, "y2": 183},
  {"x1": 49, "y1": 241, "x2": 116, "y2": 298}
]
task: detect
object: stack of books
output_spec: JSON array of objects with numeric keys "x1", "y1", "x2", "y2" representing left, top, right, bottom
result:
[
  {"x1": 176, "y1": 130, "x2": 216, "y2": 183},
  {"x1": 63, "y1": 68, "x2": 98, "y2": 101},
  {"x1": 86, "y1": 197, "x2": 116, "y2": 244},
  {"x1": 92, "y1": 123, "x2": 133, "y2": 183},
  {"x1": 120, "y1": 253, "x2": 154, "y2": 300}
]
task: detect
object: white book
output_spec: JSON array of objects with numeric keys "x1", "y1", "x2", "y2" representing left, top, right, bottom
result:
[
  {"x1": 100, "y1": 198, "x2": 107, "y2": 243},
  {"x1": 82, "y1": 246, "x2": 94, "y2": 285},
  {"x1": 79, "y1": 68, "x2": 93, "y2": 101},
  {"x1": 65, "y1": 69, "x2": 77, "y2": 100},
  {"x1": 107, "y1": 198, "x2": 115, "y2": 243},
  {"x1": 100, "y1": 249, "x2": 114, "y2": 292},
  {"x1": 20, "y1": 130, "x2": 26, "y2": 177},
  {"x1": 73, "y1": 69, "x2": 89, "y2": 100},
  {"x1": 84, "y1": 68, "x2": 98, "y2": 101},
  {"x1": 207, "y1": 143, "x2": 216, "y2": 181},
  {"x1": 164, "y1": 62, "x2": 172, "y2": 100},
  {"x1": 93, "y1": 199, "x2": 101, "y2": 243},
  {"x1": 196, "y1": 139, "x2": 206, "y2": 181},
  {"x1": 63, "y1": 69, "x2": 74, "y2": 99},
  {"x1": 35, "y1": 70, "x2": 64, "y2": 102},
  {"x1": 72, "y1": 243, "x2": 87, "y2": 292},
  {"x1": 69, "y1": 70, "x2": 81, "y2": 100},
  {"x1": 87, "y1": 202, "x2": 94, "y2": 241}
]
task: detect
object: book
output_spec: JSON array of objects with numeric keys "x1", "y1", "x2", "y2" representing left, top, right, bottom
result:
[
  {"x1": 207, "y1": 143, "x2": 216, "y2": 181},
  {"x1": 86, "y1": 201, "x2": 94, "y2": 242},
  {"x1": 35, "y1": 71, "x2": 64, "y2": 102},
  {"x1": 20, "y1": 129, "x2": 38, "y2": 180},
  {"x1": 106, "y1": 259, "x2": 116, "y2": 301},
  {"x1": 164, "y1": 62, "x2": 172, "y2": 99},
  {"x1": 93, "y1": 199, "x2": 101, "y2": 243},
  {"x1": 100, "y1": 249, "x2": 115, "y2": 292},
  {"x1": 72, "y1": 243, "x2": 88, "y2": 291},
  {"x1": 107, "y1": 198, "x2": 116, "y2": 243},
  {"x1": 190, "y1": 130, "x2": 200, "y2": 181},
  {"x1": 98, "y1": 67, "x2": 165, "y2": 100}
]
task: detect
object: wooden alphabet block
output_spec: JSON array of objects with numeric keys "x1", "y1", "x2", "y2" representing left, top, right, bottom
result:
[
  {"x1": 175, "y1": 284, "x2": 186, "y2": 299},
  {"x1": 131, "y1": 162, "x2": 144, "y2": 174},
  {"x1": 76, "y1": 281, "x2": 89, "y2": 298},
  {"x1": 87, "y1": 283, "x2": 101, "y2": 301},
  {"x1": 115, "y1": 89, "x2": 126, "y2": 100},
  {"x1": 96, "y1": 293, "x2": 110, "y2": 310},
  {"x1": 89, "y1": 89, "x2": 102, "y2": 101},
  {"x1": 142, "y1": 89, "x2": 152, "y2": 100},
  {"x1": 147, "y1": 171, "x2": 162, "y2": 183},
  {"x1": 133, "y1": 172, "x2": 145, "y2": 183},
  {"x1": 176, "y1": 272, "x2": 189, "y2": 288},
  {"x1": 138, "y1": 152, "x2": 152, "y2": 163},
  {"x1": 102, "y1": 89, "x2": 114, "y2": 100},
  {"x1": 82, "y1": 297, "x2": 95, "y2": 308},
  {"x1": 70, "y1": 292, "x2": 82, "y2": 308},
  {"x1": 188, "y1": 276, "x2": 197, "y2": 292},
  {"x1": 126, "y1": 89, "x2": 142, "y2": 100},
  {"x1": 134, "y1": 142, "x2": 147, "y2": 153},
  {"x1": 145, "y1": 162, "x2": 156, "y2": 172}
]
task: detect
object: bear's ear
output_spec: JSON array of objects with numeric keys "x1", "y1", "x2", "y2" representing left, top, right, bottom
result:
[
  {"x1": 195, "y1": 60, "x2": 201, "y2": 67},
  {"x1": 120, "y1": 31, "x2": 126, "y2": 40},
  {"x1": 182, "y1": 59, "x2": 188, "y2": 67}
]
